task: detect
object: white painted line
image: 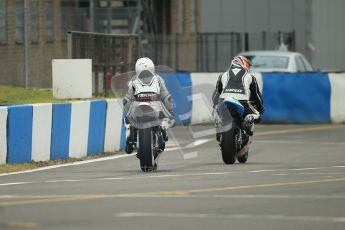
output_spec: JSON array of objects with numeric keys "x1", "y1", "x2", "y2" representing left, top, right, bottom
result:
[
  {"x1": 113, "y1": 212, "x2": 345, "y2": 223},
  {"x1": 248, "y1": 170, "x2": 276, "y2": 173},
  {"x1": 255, "y1": 140, "x2": 345, "y2": 145},
  {"x1": 273, "y1": 173, "x2": 344, "y2": 176},
  {"x1": 185, "y1": 139, "x2": 210, "y2": 148},
  {"x1": 183, "y1": 151, "x2": 198, "y2": 159},
  {"x1": 192, "y1": 128, "x2": 217, "y2": 139},
  {"x1": 165, "y1": 147, "x2": 180, "y2": 152},
  {"x1": 3, "y1": 194, "x2": 345, "y2": 200},
  {"x1": 198, "y1": 172, "x2": 233, "y2": 175},
  {"x1": 0, "y1": 182, "x2": 32, "y2": 186},
  {"x1": 332, "y1": 165, "x2": 345, "y2": 168},
  {"x1": 0, "y1": 154, "x2": 132, "y2": 177},
  {"x1": 97, "y1": 177, "x2": 129, "y2": 181},
  {"x1": 288, "y1": 168, "x2": 320, "y2": 171},
  {"x1": 210, "y1": 194, "x2": 345, "y2": 199},
  {"x1": 44, "y1": 179, "x2": 82, "y2": 183}
]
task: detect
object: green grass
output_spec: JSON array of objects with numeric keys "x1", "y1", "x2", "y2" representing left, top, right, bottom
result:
[
  {"x1": 0, "y1": 85, "x2": 117, "y2": 105},
  {"x1": 0, "y1": 85, "x2": 68, "y2": 105}
]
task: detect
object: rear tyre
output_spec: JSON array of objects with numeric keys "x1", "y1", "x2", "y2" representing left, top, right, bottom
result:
[
  {"x1": 237, "y1": 151, "x2": 248, "y2": 163},
  {"x1": 220, "y1": 127, "x2": 236, "y2": 164},
  {"x1": 138, "y1": 128, "x2": 154, "y2": 172}
]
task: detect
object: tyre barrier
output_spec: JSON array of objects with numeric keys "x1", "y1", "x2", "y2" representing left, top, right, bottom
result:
[{"x1": 1, "y1": 72, "x2": 344, "y2": 165}]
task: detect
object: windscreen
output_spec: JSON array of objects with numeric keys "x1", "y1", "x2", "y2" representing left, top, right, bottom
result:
[{"x1": 137, "y1": 70, "x2": 154, "y2": 85}]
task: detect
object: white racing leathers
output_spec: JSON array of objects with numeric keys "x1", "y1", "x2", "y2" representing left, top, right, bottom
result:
[{"x1": 123, "y1": 71, "x2": 174, "y2": 129}]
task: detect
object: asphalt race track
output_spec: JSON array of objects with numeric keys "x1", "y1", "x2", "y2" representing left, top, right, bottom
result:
[{"x1": 1, "y1": 124, "x2": 345, "y2": 230}]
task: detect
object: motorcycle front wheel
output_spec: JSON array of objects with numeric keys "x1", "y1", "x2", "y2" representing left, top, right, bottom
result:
[{"x1": 138, "y1": 128, "x2": 155, "y2": 172}]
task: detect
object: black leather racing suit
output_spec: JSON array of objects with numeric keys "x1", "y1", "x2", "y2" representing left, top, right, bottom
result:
[{"x1": 212, "y1": 65, "x2": 264, "y2": 123}]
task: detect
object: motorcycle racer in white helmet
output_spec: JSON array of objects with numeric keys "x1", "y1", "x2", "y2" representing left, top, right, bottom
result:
[{"x1": 123, "y1": 57, "x2": 174, "y2": 153}]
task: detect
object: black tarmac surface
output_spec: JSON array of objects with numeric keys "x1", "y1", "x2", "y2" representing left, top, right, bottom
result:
[{"x1": 1, "y1": 124, "x2": 345, "y2": 230}]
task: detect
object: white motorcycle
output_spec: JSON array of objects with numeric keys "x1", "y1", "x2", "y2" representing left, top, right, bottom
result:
[{"x1": 111, "y1": 66, "x2": 175, "y2": 172}]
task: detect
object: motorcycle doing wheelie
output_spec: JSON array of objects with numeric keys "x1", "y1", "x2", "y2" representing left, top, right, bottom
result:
[
  {"x1": 111, "y1": 67, "x2": 175, "y2": 172},
  {"x1": 214, "y1": 97, "x2": 253, "y2": 164}
]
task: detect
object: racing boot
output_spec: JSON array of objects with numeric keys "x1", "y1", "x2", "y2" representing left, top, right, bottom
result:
[
  {"x1": 243, "y1": 115, "x2": 254, "y2": 136},
  {"x1": 162, "y1": 129, "x2": 168, "y2": 142},
  {"x1": 125, "y1": 126, "x2": 137, "y2": 154}
]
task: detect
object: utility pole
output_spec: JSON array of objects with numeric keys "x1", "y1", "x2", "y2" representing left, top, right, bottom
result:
[
  {"x1": 107, "y1": 0, "x2": 112, "y2": 33},
  {"x1": 89, "y1": 0, "x2": 94, "y2": 32},
  {"x1": 24, "y1": 0, "x2": 29, "y2": 88}
]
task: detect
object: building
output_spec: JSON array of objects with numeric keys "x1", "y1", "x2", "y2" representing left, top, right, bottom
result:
[
  {"x1": 200, "y1": 0, "x2": 345, "y2": 71},
  {"x1": 2, "y1": 0, "x2": 343, "y2": 89},
  {"x1": 0, "y1": 0, "x2": 200, "y2": 88}
]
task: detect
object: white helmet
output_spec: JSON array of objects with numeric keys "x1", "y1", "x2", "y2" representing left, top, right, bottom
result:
[{"x1": 135, "y1": 57, "x2": 155, "y2": 75}]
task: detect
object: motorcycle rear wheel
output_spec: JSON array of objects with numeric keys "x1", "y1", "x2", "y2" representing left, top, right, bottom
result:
[
  {"x1": 220, "y1": 128, "x2": 236, "y2": 164},
  {"x1": 138, "y1": 128, "x2": 155, "y2": 172}
]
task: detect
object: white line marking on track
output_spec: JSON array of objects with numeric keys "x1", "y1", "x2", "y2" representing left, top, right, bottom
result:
[
  {"x1": 1, "y1": 165, "x2": 344, "y2": 186},
  {"x1": 288, "y1": 168, "x2": 320, "y2": 171},
  {"x1": 0, "y1": 182, "x2": 32, "y2": 186},
  {"x1": 113, "y1": 212, "x2": 345, "y2": 223},
  {"x1": 273, "y1": 172, "x2": 344, "y2": 176},
  {"x1": 0, "y1": 154, "x2": 132, "y2": 177},
  {"x1": 45, "y1": 179, "x2": 82, "y2": 183},
  {"x1": 3, "y1": 194, "x2": 345, "y2": 200},
  {"x1": 255, "y1": 140, "x2": 345, "y2": 145},
  {"x1": 248, "y1": 170, "x2": 276, "y2": 173},
  {"x1": 185, "y1": 139, "x2": 210, "y2": 148}
]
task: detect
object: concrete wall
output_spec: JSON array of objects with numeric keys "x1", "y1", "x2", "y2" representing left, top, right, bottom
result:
[
  {"x1": 1, "y1": 99, "x2": 125, "y2": 164},
  {"x1": 52, "y1": 59, "x2": 92, "y2": 99}
]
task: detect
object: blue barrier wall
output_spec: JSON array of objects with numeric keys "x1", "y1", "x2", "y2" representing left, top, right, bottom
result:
[
  {"x1": 7, "y1": 105, "x2": 33, "y2": 164},
  {"x1": 120, "y1": 112, "x2": 126, "y2": 150},
  {"x1": 262, "y1": 72, "x2": 331, "y2": 123},
  {"x1": 50, "y1": 103, "x2": 71, "y2": 160},
  {"x1": 87, "y1": 100, "x2": 107, "y2": 155},
  {"x1": 161, "y1": 72, "x2": 192, "y2": 125}
]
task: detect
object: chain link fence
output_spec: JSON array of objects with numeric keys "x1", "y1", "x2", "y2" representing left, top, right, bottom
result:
[
  {"x1": 143, "y1": 31, "x2": 295, "y2": 73},
  {"x1": 67, "y1": 31, "x2": 139, "y2": 95}
]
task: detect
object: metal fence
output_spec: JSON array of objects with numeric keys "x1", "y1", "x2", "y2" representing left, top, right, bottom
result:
[
  {"x1": 66, "y1": 30, "x2": 295, "y2": 95},
  {"x1": 143, "y1": 31, "x2": 295, "y2": 73},
  {"x1": 67, "y1": 31, "x2": 139, "y2": 95}
]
